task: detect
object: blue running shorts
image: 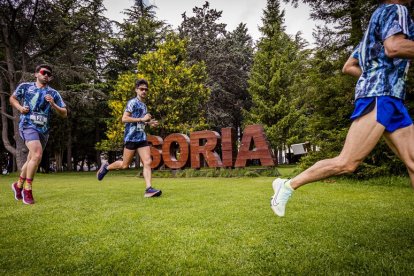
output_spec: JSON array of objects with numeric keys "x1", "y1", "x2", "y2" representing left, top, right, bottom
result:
[
  {"x1": 19, "y1": 127, "x2": 49, "y2": 149},
  {"x1": 350, "y1": 96, "x2": 413, "y2": 132}
]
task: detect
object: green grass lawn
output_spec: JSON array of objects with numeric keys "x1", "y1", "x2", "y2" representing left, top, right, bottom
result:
[{"x1": 1, "y1": 170, "x2": 414, "y2": 275}]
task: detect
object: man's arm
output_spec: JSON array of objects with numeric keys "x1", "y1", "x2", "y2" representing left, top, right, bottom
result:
[
  {"x1": 9, "y1": 95, "x2": 29, "y2": 114},
  {"x1": 45, "y1": 94, "x2": 67, "y2": 118},
  {"x1": 121, "y1": 112, "x2": 151, "y2": 123},
  {"x1": 342, "y1": 56, "x2": 362, "y2": 77},
  {"x1": 384, "y1": 33, "x2": 414, "y2": 59},
  {"x1": 52, "y1": 104, "x2": 67, "y2": 118}
]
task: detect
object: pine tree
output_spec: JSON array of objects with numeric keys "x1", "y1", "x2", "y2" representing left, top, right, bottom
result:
[
  {"x1": 283, "y1": 0, "x2": 378, "y2": 50},
  {"x1": 246, "y1": 0, "x2": 309, "y2": 157},
  {"x1": 179, "y1": 1, "x2": 254, "y2": 130},
  {"x1": 105, "y1": 1, "x2": 170, "y2": 81}
]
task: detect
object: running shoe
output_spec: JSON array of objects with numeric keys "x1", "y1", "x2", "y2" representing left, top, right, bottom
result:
[
  {"x1": 97, "y1": 163, "x2": 109, "y2": 181},
  {"x1": 144, "y1": 187, "x2": 162, "y2": 198},
  {"x1": 11, "y1": 182, "x2": 23, "y2": 201},
  {"x1": 270, "y1": 178, "x2": 293, "y2": 217},
  {"x1": 22, "y1": 189, "x2": 35, "y2": 205}
]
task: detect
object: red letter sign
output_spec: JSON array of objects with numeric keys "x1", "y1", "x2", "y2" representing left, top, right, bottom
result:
[
  {"x1": 162, "y1": 133, "x2": 190, "y2": 169},
  {"x1": 235, "y1": 125, "x2": 276, "y2": 167},
  {"x1": 147, "y1": 135, "x2": 163, "y2": 169},
  {"x1": 221, "y1": 127, "x2": 237, "y2": 167},
  {"x1": 190, "y1": 130, "x2": 223, "y2": 168}
]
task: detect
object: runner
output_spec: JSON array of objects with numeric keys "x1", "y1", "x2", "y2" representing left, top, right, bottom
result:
[
  {"x1": 10, "y1": 64, "x2": 67, "y2": 205},
  {"x1": 97, "y1": 79, "x2": 162, "y2": 198},
  {"x1": 271, "y1": 0, "x2": 414, "y2": 217}
]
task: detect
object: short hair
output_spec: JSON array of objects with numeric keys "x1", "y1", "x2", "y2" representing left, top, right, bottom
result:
[
  {"x1": 135, "y1": 79, "x2": 148, "y2": 88},
  {"x1": 35, "y1": 64, "x2": 53, "y2": 73}
]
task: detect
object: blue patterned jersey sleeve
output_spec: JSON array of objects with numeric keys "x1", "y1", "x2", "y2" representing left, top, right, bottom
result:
[
  {"x1": 381, "y1": 5, "x2": 410, "y2": 41},
  {"x1": 53, "y1": 90, "x2": 66, "y2": 108},
  {"x1": 351, "y1": 44, "x2": 360, "y2": 59},
  {"x1": 125, "y1": 99, "x2": 134, "y2": 113},
  {"x1": 13, "y1": 83, "x2": 26, "y2": 101}
]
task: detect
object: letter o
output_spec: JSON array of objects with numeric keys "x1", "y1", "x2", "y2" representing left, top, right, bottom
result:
[{"x1": 162, "y1": 133, "x2": 190, "y2": 169}]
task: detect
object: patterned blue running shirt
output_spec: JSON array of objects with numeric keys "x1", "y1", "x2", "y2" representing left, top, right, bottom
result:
[
  {"x1": 124, "y1": 97, "x2": 147, "y2": 143},
  {"x1": 13, "y1": 82, "x2": 66, "y2": 134},
  {"x1": 352, "y1": 4, "x2": 414, "y2": 100}
]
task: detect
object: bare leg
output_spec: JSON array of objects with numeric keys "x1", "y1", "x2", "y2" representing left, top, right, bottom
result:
[
  {"x1": 20, "y1": 152, "x2": 32, "y2": 179},
  {"x1": 25, "y1": 140, "x2": 43, "y2": 180},
  {"x1": 290, "y1": 108, "x2": 385, "y2": 189},
  {"x1": 107, "y1": 148, "x2": 136, "y2": 170},
  {"x1": 383, "y1": 125, "x2": 414, "y2": 187},
  {"x1": 138, "y1": 146, "x2": 152, "y2": 189},
  {"x1": 15, "y1": 151, "x2": 32, "y2": 188},
  {"x1": 384, "y1": 136, "x2": 402, "y2": 159}
]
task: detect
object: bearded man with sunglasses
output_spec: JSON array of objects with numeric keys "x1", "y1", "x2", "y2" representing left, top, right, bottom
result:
[{"x1": 9, "y1": 64, "x2": 67, "y2": 205}]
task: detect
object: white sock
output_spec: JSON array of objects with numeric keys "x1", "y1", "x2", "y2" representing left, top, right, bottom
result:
[{"x1": 285, "y1": 180, "x2": 294, "y2": 191}]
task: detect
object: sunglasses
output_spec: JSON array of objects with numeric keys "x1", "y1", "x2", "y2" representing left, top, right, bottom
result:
[
  {"x1": 138, "y1": 87, "x2": 148, "y2": 91},
  {"x1": 39, "y1": 69, "x2": 52, "y2": 77}
]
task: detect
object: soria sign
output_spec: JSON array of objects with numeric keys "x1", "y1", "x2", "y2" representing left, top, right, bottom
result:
[{"x1": 148, "y1": 124, "x2": 276, "y2": 169}]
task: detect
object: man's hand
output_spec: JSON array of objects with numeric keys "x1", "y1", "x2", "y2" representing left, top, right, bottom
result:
[
  {"x1": 142, "y1": 113, "x2": 152, "y2": 122},
  {"x1": 45, "y1": 94, "x2": 55, "y2": 105},
  {"x1": 19, "y1": 105, "x2": 29, "y2": 114},
  {"x1": 147, "y1": 119, "x2": 159, "y2": 127}
]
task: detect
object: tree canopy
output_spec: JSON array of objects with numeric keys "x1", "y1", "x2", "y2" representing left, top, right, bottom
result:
[
  {"x1": 98, "y1": 34, "x2": 209, "y2": 150},
  {"x1": 1, "y1": 0, "x2": 412, "y2": 177}
]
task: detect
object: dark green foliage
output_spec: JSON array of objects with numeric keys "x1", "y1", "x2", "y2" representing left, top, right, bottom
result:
[
  {"x1": 246, "y1": 0, "x2": 310, "y2": 153},
  {"x1": 0, "y1": 0, "x2": 114, "y2": 170},
  {"x1": 283, "y1": 0, "x2": 378, "y2": 49},
  {"x1": 105, "y1": 2, "x2": 170, "y2": 81},
  {"x1": 149, "y1": 167, "x2": 281, "y2": 178},
  {"x1": 179, "y1": 1, "x2": 254, "y2": 130},
  {"x1": 284, "y1": 0, "x2": 413, "y2": 177}
]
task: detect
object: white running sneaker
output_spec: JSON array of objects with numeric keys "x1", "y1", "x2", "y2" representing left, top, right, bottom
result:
[{"x1": 270, "y1": 178, "x2": 293, "y2": 217}]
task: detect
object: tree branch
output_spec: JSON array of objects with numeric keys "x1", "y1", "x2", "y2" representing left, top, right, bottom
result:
[
  {"x1": 0, "y1": 109, "x2": 14, "y2": 120},
  {"x1": 21, "y1": 0, "x2": 39, "y2": 47},
  {"x1": 29, "y1": 22, "x2": 86, "y2": 61}
]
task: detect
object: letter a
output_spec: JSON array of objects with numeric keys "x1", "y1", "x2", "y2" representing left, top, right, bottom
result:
[{"x1": 235, "y1": 125, "x2": 276, "y2": 167}]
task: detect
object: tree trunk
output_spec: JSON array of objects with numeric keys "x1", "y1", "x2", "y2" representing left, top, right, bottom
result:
[
  {"x1": 80, "y1": 159, "x2": 85, "y2": 171},
  {"x1": 1, "y1": 17, "x2": 28, "y2": 170},
  {"x1": 134, "y1": 151, "x2": 140, "y2": 168},
  {"x1": 55, "y1": 150, "x2": 63, "y2": 172},
  {"x1": 66, "y1": 123, "x2": 73, "y2": 171},
  {"x1": 40, "y1": 148, "x2": 50, "y2": 173},
  {"x1": 14, "y1": 108, "x2": 28, "y2": 170},
  {"x1": 13, "y1": 156, "x2": 17, "y2": 172},
  {"x1": 96, "y1": 126, "x2": 101, "y2": 168},
  {"x1": 278, "y1": 146, "x2": 283, "y2": 165},
  {"x1": 0, "y1": 89, "x2": 16, "y2": 156}
]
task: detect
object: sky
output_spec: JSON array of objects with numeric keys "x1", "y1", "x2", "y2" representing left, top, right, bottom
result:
[{"x1": 103, "y1": 0, "x2": 319, "y2": 46}]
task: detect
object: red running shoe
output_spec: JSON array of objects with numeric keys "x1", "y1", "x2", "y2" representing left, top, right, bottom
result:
[
  {"x1": 22, "y1": 189, "x2": 35, "y2": 205},
  {"x1": 11, "y1": 182, "x2": 23, "y2": 201}
]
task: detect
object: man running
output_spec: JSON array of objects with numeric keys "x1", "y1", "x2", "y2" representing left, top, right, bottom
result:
[
  {"x1": 271, "y1": 0, "x2": 414, "y2": 217},
  {"x1": 10, "y1": 64, "x2": 67, "y2": 205},
  {"x1": 97, "y1": 79, "x2": 162, "y2": 198}
]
